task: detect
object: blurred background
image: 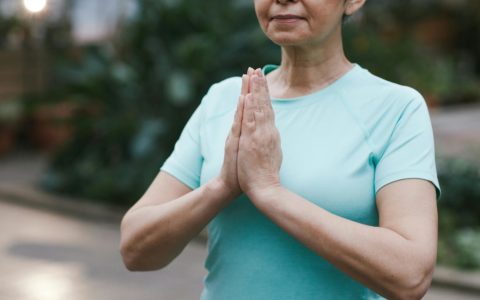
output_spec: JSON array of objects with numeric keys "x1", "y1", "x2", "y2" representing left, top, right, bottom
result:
[{"x1": 0, "y1": 0, "x2": 479, "y2": 299}]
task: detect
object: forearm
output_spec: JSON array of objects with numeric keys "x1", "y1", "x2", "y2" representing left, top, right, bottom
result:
[
  {"x1": 120, "y1": 178, "x2": 233, "y2": 271},
  {"x1": 250, "y1": 186, "x2": 432, "y2": 300}
]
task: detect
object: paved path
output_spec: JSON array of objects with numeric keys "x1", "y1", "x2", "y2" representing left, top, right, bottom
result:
[
  {"x1": 0, "y1": 199, "x2": 207, "y2": 300},
  {"x1": 1, "y1": 198, "x2": 480, "y2": 300},
  {"x1": 424, "y1": 286, "x2": 480, "y2": 300}
]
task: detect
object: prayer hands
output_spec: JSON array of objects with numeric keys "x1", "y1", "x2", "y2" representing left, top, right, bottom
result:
[
  {"x1": 217, "y1": 73, "x2": 246, "y2": 200},
  {"x1": 220, "y1": 68, "x2": 282, "y2": 199},
  {"x1": 237, "y1": 68, "x2": 283, "y2": 197},
  {"x1": 218, "y1": 67, "x2": 282, "y2": 201}
]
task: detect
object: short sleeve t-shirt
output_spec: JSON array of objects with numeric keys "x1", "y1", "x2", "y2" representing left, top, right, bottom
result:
[{"x1": 160, "y1": 63, "x2": 441, "y2": 300}]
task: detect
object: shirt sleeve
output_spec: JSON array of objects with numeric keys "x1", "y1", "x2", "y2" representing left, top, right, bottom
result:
[
  {"x1": 160, "y1": 99, "x2": 205, "y2": 190},
  {"x1": 374, "y1": 96, "x2": 442, "y2": 201}
]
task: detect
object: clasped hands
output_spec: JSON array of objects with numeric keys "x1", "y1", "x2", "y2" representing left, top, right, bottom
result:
[{"x1": 218, "y1": 67, "x2": 283, "y2": 201}]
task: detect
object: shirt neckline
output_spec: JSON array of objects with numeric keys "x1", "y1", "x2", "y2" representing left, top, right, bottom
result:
[{"x1": 262, "y1": 63, "x2": 361, "y2": 108}]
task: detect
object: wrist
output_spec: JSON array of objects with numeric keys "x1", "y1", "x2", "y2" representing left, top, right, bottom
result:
[
  {"x1": 206, "y1": 177, "x2": 239, "y2": 203},
  {"x1": 247, "y1": 182, "x2": 283, "y2": 205}
]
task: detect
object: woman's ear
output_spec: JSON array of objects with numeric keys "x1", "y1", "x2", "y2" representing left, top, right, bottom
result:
[{"x1": 344, "y1": 0, "x2": 366, "y2": 16}]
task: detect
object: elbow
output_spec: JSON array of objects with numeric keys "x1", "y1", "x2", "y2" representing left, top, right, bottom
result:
[
  {"x1": 119, "y1": 211, "x2": 178, "y2": 271},
  {"x1": 120, "y1": 242, "x2": 142, "y2": 271},
  {"x1": 389, "y1": 265, "x2": 434, "y2": 300},
  {"x1": 120, "y1": 240, "x2": 169, "y2": 272},
  {"x1": 120, "y1": 238, "x2": 143, "y2": 271},
  {"x1": 119, "y1": 216, "x2": 143, "y2": 271},
  {"x1": 119, "y1": 218, "x2": 167, "y2": 272},
  {"x1": 407, "y1": 269, "x2": 434, "y2": 300}
]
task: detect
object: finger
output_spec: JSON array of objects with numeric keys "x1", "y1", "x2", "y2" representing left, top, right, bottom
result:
[
  {"x1": 257, "y1": 73, "x2": 275, "y2": 119},
  {"x1": 250, "y1": 75, "x2": 263, "y2": 111},
  {"x1": 251, "y1": 75, "x2": 273, "y2": 123},
  {"x1": 245, "y1": 93, "x2": 255, "y2": 123},
  {"x1": 257, "y1": 71, "x2": 271, "y2": 106},
  {"x1": 250, "y1": 75, "x2": 262, "y2": 111},
  {"x1": 237, "y1": 95, "x2": 245, "y2": 135},
  {"x1": 232, "y1": 95, "x2": 245, "y2": 137},
  {"x1": 241, "y1": 74, "x2": 248, "y2": 95},
  {"x1": 242, "y1": 93, "x2": 255, "y2": 133},
  {"x1": 253, "y1": 109, "x2": 266, "y2": 129},
  {"x1": 247, "y1": 67, "x2": 254, "y2": 93}
]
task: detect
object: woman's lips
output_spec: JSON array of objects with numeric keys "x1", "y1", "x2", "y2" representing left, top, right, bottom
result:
[{"x1": 271, "y1": 14, "x2": 305, "y2": 23}]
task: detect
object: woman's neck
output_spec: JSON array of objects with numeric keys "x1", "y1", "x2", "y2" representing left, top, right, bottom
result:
[{"x1": 267, "y1": 31, "x2": 353, "y2": 98}]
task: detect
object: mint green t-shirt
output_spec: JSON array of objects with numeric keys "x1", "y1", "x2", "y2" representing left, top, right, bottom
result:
[{"x1": 160, "y1": 64, "x2": 441, "y2": 300}]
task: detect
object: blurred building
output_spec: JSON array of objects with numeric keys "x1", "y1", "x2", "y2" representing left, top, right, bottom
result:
[
  {"x1": 0, "y1": 0, "x2": 135, "y2": 154},
  {"x1": 0, "y1": 0, "x2": 135, "y2": 99}
]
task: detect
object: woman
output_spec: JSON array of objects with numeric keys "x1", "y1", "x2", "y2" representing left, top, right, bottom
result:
[{"x1": 120, "y1": 0, "x2": 441, "y2": 299}]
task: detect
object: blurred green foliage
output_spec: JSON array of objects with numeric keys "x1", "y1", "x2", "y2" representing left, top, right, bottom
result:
[
  {"x1": 36, "y1": 0, "x2": 479, "y2": 208},
  {"x1": 437, "y1": 158, "x2": 480, "y2": 269},
  {"x1": 40, "y1": 0, "x2": 278, "y2": 204},
  {"x1": 345, "y1": 0, "x2": 480, "y2": 106}
]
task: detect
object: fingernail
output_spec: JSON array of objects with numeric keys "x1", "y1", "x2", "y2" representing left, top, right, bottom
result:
[{"x1": 248, "y1": 67, "x2": 254, "y2": 74}]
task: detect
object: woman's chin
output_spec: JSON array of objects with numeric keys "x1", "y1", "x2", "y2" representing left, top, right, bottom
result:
[
  {"x1": 267, "y1": 32, "x2": 310, "y2": 47},
  {"x1": 270, "y1": 37, "x2": 307, "y2": 47}
]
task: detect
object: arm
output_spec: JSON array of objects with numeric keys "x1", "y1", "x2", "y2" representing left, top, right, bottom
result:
[
  {"x1": 120, "y1": 69, "x2": 253, "y2": 271},
  {"x1": 248, "y1": 179, "x2": 438, "y2": 300},
  {"x1": 237, "y1": 70, "x2": 437, "y2": 299},
  {"x1": 120, "y1": 172, "x2": 234, "y2": 271}
]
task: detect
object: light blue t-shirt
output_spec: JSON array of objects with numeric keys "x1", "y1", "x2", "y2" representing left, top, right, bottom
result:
[{"x1": 160, "y1": 63, "x2": 441, "y2": 300}]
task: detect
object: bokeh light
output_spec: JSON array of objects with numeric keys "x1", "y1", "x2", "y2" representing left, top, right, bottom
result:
[{"x1": 23, "y1": 0, "x2": 47, "y2": 14}]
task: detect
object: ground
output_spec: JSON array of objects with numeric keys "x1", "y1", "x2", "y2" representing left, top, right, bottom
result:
[
  {"x1": 0, "y1": 199, "x2": 207, "y2": 300},
  {"x1": 1, "y1": 198, "x2": 480, "y2": 300}
]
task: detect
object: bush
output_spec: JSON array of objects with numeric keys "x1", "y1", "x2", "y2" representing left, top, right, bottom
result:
[
  {"x1": 40, "y1": 0, "x2": 278, "y2": 205},
  {"x1": 39, "y1": 1, "x2": 480, "y2": 208},
  {"x1": 437, "y1": 157, "x2": 480, "y2": 269}
]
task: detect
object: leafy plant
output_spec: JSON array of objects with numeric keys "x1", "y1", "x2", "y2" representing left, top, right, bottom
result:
[
  {"x1": 36, "y1": 0, "x2": 480, "y2": 208},
  {"x1": 40, "y1": 0, "x2": 278, "y2": 204},
  {"x1": 436, "y1": 157, "x2": 480, "y2": 269},
  {"x1": 345, "y1": 0, "x2": 480, "y2": 106}
]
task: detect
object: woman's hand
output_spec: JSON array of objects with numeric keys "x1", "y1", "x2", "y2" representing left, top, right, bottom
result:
[
  {"x1": 216, "y1": 68, "x2": 255, "y2": 199},
  {"x1": 237, "y1": 68, "x2": 283, "y2": 198}
]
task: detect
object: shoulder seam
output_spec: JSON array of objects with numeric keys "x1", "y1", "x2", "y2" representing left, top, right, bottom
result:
[
  {"x1": 376, "y1": 97, "x2": 421, "y2": 162},
  {"x1": 334, "y1": 89, "x2": 376, "y2": 159}
]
